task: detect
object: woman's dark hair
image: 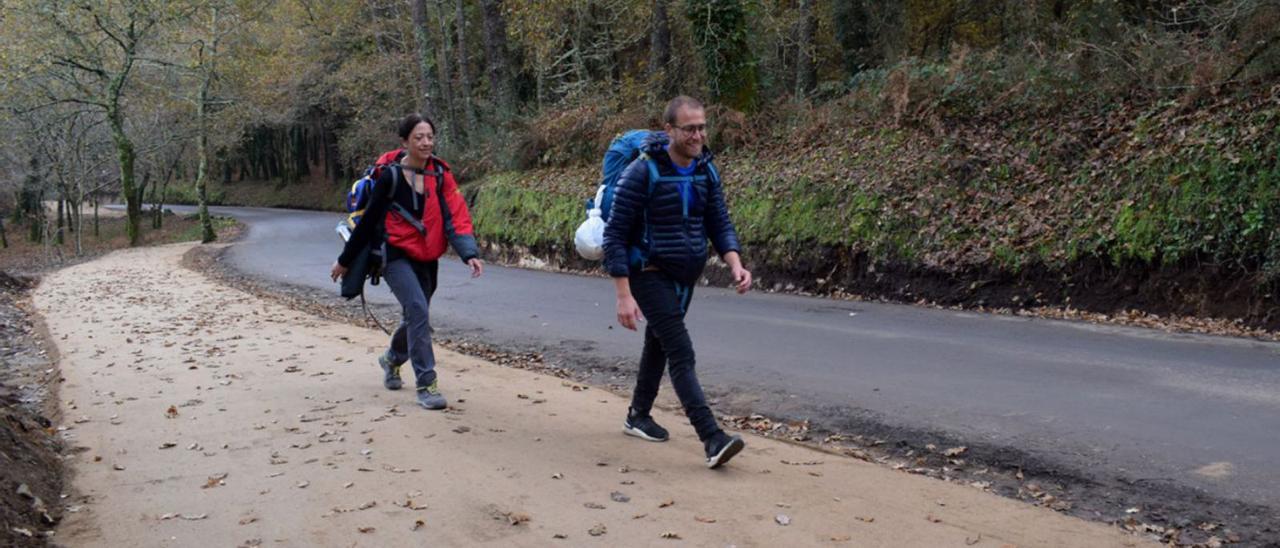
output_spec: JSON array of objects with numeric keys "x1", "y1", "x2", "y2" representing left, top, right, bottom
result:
[{"x1": 397, "y1": 114, "x2": 436, "y2": 140}]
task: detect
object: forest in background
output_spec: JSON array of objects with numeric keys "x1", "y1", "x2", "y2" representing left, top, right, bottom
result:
[{"x1": 2, "y1": 0, "x2": 1279, "y2": 327}]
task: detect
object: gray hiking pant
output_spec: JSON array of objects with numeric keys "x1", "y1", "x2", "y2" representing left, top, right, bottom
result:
[{"x1": 382, "y1": 258, "x2": 439, "y2": 389}]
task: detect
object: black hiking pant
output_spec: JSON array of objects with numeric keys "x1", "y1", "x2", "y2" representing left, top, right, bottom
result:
[{"x1": 628, "y1": 270, "x2": 722, "y2": 442}]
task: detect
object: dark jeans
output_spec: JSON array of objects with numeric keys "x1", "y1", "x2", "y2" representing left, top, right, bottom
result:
[
  {"x1": 629, "y1": 270, "x2": 722, "y2": 442},
  {"x1": 382, "y1": 258, "x2": 439, "y2": 389}
]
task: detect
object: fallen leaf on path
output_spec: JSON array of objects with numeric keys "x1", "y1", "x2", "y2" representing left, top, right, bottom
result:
[
  {"x1": 659, "y1": 499, "x2": 674, "y2": 508},
  {"x1": 660, "y1": 532, "x2": 682, "y2": 539},
  {"x1": 452, "y1": 426, "x2": 471, "y2": 434},
  {"x1": 412, "y1": 519, "x2": 424, "y2": 531},
  {"x1": 855, "y1": 516, "x2": 875, "y2": 523},
  {"x1": 203, "y1": 473, "x2": 228, "y2": 489},
  {"x1": 831, "y1": 535, "x2": 853, "y2": 542},
  {"x1": 165, "y1": 406, "x2": 178, "y2": 418},
  {"x1": 295, "y1": 481, "x2": 309, "y2": 489},
  {"x1": 781, "y1": 459, "x2": 823, "y2": 466},
  {"x1": 357, "y1": 527, "x2": 374, "y2": 533},
  {"x1": 239, "y1": 517, "x2": 258, "y2": 525},
  {"x1": 610, "y1": 491, "x2": 630, "y2": 503},
  {"x1": 505, "y1": 512, "x2": 530, "y2": 525},
  {"x1": 553, "y1": 533, "x2": 568, "y2": 539},
  {"x1": 776, "y1": 514, "x2": 791, "y2": 526},
  {"x1": 965, "y1": 534, "x2": 982, "y2": 545},
  {"x1": 112, "y1": 464, "x2": 126, "y2": 471},
  {"x1": 588, "y1": 524, "x2": 607, "y2": 536},
  {"x1": 943, "y1": 446, "x2": 968, "y2": 457},
  {"x1": 584, "y1": 502, "x2": 606, "y2": 510},
  {"x1": 695, "y1": 516, "x2": 717, "y2": 523},
  {"x1": 551, "y1": 473, "x2": 563, "y2": 480},
  {"x1": 159, "y1": 442, "x2": 177, "y2": 449},
  {"x1": 926, "y1": 514, "x2": 942, "y2": 523}
]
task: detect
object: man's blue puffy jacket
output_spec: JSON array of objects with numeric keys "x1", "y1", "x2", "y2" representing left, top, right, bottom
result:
[{"x1": 602, "y1": 132, "x2": 741, "y2": 286}]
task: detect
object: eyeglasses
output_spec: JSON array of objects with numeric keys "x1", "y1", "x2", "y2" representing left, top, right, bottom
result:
[{"x1": 673, "y1": 123, "x2": 708, "y2": 134}]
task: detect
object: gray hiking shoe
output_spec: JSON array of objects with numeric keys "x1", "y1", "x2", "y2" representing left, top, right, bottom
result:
[
  {"x1": 378, "y1": 353, "x2": 403, "y2": 391},
  {"x1": 416, "y1": 379, "x2": 447, "y2": 410}
]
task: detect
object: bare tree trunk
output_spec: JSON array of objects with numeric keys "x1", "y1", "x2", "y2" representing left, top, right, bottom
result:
[
  {"x1": 137, "y1": 169, "x2": 151, "y2": 225},
  {"x1": 796, "y1": 0, "x2": 816, "y2": 97},
  {"x1": 149, "y1": 173, "x2": 162, "y2": 229},
  {"x1": 109, "y1": 103, "x2": 142, "y2": 246},
  {"x1": 0, "y1": 216, "x2": 8, "y2": 249},
  {"x1": 64, "y1": 197, "x2": 75, "y2": 233},
  {"x1": 481, "y1": 0, "x2": 514, "y2": 121},
  {"x1": 55, "y1": 198, "x2": 65, "y2": 245},
  {"x1": 93, "y1": 196, "x2": 100, "y2": 238},
  {"x1": 197, "y1": 23, "x2": 216, "y2": 243},
  {"x1": 412, "y1": 0, "x2": 440, "y2": 118},
  {"x1": 434, "y1": 0, "x2": 457, "y2": 143},
  {"x1": 73, "y1": 187, "x2": 83, "y2": 256},
  {"x1": 455, "y1": 0, "x2": 477, "y2": 138},
  {"x1": 649, "y1": 0, "x2": 672, "y2": 100}
]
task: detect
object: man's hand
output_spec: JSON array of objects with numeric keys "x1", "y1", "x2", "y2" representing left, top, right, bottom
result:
[
  {"x1": 731, "y1": 264, "x2": 752, "y2": 294},
  {"x1": 616, "y1": 294, "x2": 644, "y2": 331},
  {"x1": 723, "y1": 251, "x2": 752, "y2": 294},
  {"x1": 466, "y1": 258, "x2": 484, "y2": 278},
  {"x1": 330, "y1": 261, "x2": 348, "y2": 282}
]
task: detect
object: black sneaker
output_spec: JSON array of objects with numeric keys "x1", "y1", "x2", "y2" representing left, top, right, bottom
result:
[
  {"x1": 623, "y1": 409, "x2": 669, "y2": 442},
  {"x1": 704, "y1": 432, "x2": 745, "y2": 469}
]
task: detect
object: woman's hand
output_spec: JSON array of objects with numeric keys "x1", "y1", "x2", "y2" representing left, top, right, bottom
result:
[
  {"x1": 330, "y1": 261, "x2": 348, "y2": 282},
  {"x1": 466, "y1": 258, "x2": 484, "y2": 278}
]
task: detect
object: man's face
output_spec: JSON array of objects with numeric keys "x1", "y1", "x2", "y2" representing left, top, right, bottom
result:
[{"x1": 666, "y1": 106, "x2": 707, "y2": 160}]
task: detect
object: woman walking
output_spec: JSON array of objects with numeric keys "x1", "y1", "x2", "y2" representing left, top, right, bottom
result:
[{"x1": 331, "y1": 114, "x2": 483, "y2": 409}]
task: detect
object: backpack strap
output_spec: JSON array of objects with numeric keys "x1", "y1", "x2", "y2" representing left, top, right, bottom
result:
[
  {"x1": 384, "y1": 164, "x2": 426, "y2": 236},
  {"x1": 429, "y1": 158, "x2": 456, "y2": 242},
  {"x1": 646, "y1": 155, "x2": 705, "y2": 221},
  {"x1": 704, "y1": 159, "x2": 720, "y2": 187}
]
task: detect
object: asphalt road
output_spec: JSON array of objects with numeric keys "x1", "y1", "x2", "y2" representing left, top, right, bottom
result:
[{"x1": 166, "y1": 205, "x2": 1280, "y2": 514}]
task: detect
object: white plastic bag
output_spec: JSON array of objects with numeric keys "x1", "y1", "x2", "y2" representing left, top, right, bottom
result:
[
  {"x1": 575, "y1": 208, "x2": 606, "y2": 260},
  {"x1": 575, "y1": 185, "x2": 608, "y2": 260}
]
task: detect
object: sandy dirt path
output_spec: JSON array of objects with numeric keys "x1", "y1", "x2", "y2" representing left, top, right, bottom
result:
[{"x1": 34, "y1": 243, "x2": 1149, "y2": 547}]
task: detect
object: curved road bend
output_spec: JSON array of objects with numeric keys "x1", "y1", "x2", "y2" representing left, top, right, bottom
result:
[{"x1": 159, "y1": 205, "x2": 1280, "y2": 516}]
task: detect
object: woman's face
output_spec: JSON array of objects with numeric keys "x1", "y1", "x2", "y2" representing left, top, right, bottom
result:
[{"x1": 403, "y1": 122, "x2": 435, "y2": 161}]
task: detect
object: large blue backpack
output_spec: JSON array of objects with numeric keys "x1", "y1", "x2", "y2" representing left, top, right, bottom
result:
[
  {"x1": 574, "y1": 129, "x2": 721, "y2": 261},
  {"x1": 594, "y1": 130, "x2": 660, "y2": 222},
  {"x1": 574, "y1": 130, "x2": 662, "y2": 260}
]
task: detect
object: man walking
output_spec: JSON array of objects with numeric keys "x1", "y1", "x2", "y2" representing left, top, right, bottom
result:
[{"x1": 603, "y1": 95, "x2": 753, "y2": 469}]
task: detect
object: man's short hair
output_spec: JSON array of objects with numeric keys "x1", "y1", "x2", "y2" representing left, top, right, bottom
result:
[{"x1": 663, "y1": 96, "x2": 704, "y2": 125}]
